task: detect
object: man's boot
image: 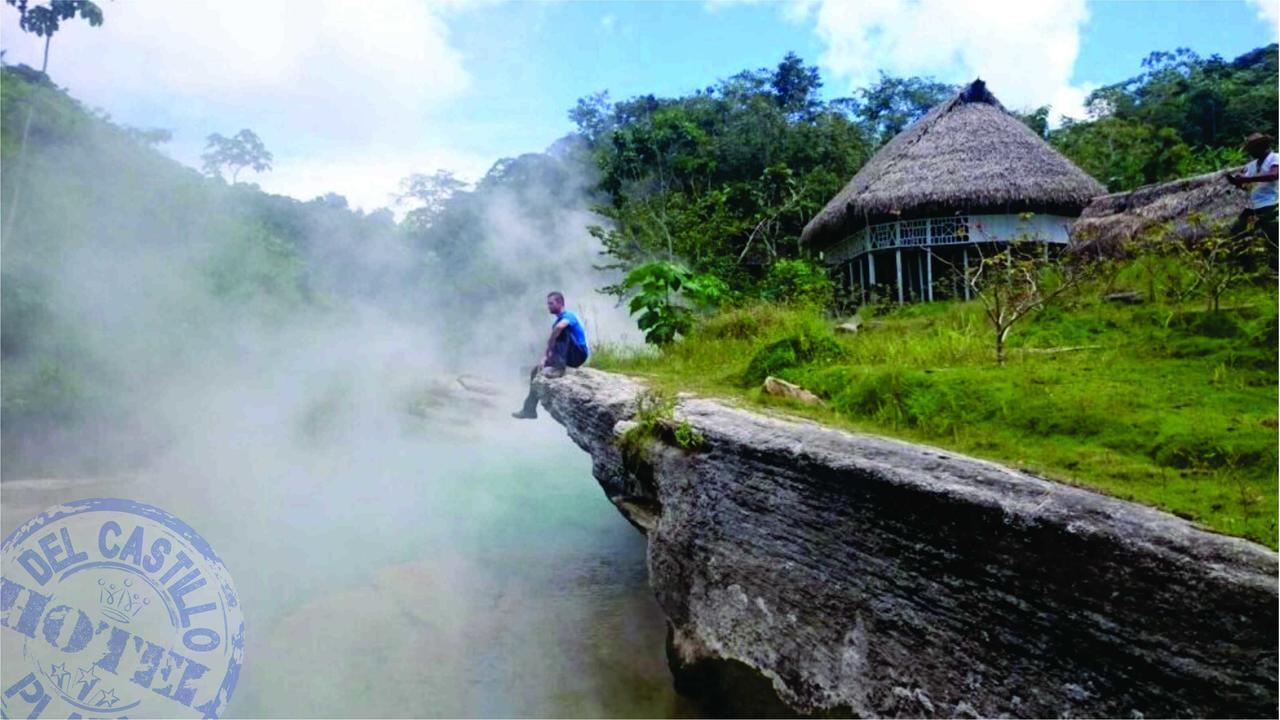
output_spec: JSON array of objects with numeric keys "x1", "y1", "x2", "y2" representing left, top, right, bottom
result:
[{"x1": 512, "y1": 386, "x2": 539, "y2": 419}]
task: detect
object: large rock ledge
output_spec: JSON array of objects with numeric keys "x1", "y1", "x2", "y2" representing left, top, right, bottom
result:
[{"x1": 534, "y1": 368, "x2": 1278, "y2": 718}]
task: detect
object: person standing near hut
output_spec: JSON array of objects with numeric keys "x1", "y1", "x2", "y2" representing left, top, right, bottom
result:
[
  {"x1": 1227, "y1": 132, "x2": 1278, "y2": 264},
  {"x1": 512, "y1": 291, "x2": 590, "y2": 420}
]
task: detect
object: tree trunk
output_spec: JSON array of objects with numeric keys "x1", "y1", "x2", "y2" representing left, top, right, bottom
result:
[
  {"x1": 3, "y1": 107, "x2": 37, "y2": 241},
  {"x1": 41, "y1": 35, "x2": 51, "y2": 74},
  {"x1": 996, "y1": 326, "x2": 1011, "y2": 364}
]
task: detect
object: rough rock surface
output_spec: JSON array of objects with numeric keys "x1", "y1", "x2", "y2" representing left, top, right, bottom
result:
[{"x1": 534, "y1": 368, "x2": 1279, "y2": 718}]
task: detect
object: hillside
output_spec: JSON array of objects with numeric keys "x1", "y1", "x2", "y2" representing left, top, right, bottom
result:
[{"x1": 0, "y1": 65, "x2": 410, "y2": 475}]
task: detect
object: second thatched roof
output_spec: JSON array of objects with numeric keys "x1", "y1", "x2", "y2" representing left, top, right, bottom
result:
[
  {"x1": 801, "y1": 80, "x2": 1106, "y2": 249},
  {"x1": 1069, "y1": 169, "x2": 1249, "y2": 257}
]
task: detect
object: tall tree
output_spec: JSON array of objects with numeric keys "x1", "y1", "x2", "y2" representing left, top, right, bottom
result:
[
  {"x1": 855, "y1": 73, "x2": 955, "y2": 144},
  {"x1": 201, "y1": 129, "x2": 273, "y2": 184},
  {"x1": 770, "y1": 52, "x2": 823, "y2": 121},
  {"x1": 579, "y1": 53, "x2": 871, "y2": 288},
  {"x1": 395, "y1": 170, "x2": 466, "y2": 232},
  {"x1": 4, "y1": 0, "x2": 104, "y2": 73},
  {"x1": 1049, "y1": 44, "x2": 1276, "y2": 191}
]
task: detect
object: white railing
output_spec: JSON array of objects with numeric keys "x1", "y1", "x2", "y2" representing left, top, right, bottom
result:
[
  {"x1": 823, "y1": 214, "x2": 1070, "y2": 263},
  {"x1": 825, "y1": 216, "x2": 970, "y2": 262}
]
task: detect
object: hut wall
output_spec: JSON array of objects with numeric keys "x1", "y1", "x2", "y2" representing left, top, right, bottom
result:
[
  {"x1": 825, "y1": 213, "x2": 1075, "y2": 306},
  {"x1": 970, "y1": 214, "x2": 1072, "y2": 245},
  {"x1": 818, "y1": 213, "x2": 1073, "y2": 268}
]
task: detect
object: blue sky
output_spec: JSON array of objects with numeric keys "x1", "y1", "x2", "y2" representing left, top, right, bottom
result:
[
  {"x1": 448, "y1": 1, "x2": 1277, "y2": 160},
  {"x1": 1, "y1": 1, "x2": 1276, "y2": 212}
]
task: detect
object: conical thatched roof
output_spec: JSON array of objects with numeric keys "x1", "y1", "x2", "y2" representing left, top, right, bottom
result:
[{"x1": 801, "y1": 80, "x2": 1106, "y2": 248}]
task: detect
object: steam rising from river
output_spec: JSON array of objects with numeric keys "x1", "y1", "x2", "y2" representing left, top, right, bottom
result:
[{"x1": 1, "y1": 133, "x2": 678, "y2": 715}]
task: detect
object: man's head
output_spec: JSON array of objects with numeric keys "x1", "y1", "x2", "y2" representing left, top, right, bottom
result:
[
  {"x1": 1243, "y1": 132, "x2": 1274, "y2": 160},
  {"x1": 546, "y1": 291, "x2": 565, "y2": 315}
]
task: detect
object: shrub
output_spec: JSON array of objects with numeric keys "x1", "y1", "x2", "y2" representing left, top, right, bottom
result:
[
  {"x1": 694, "y1": 303, "x2": 789, "y2": 341},
  {"x1": 829, "y1": 368, "x2": 937, "y2": 429},
  {"x1": 1187, "y1": 311, "x2": 1242, "y2": 338},
  {"x1": 1005, "y1": 397, "x2": 1112, "y2": 439},
  {"x1": 1149, "y1": 429, "x2": 1276, "y2": 473},
  {"x1": 621, "y1": 261, "x2": 727, "y2": 345},
  {"x1": 760, "y1": 258, "x2": 834, "y2": 308},
  {"x1": 741, "y1": 320, "x2": 844, "y2": 386},
  {"x1": 617, "y1": 389, "x2": 706, "y2": 460},
  {"x1": 1245, "y1": 310, "x2": 1278, "y2": 349}
]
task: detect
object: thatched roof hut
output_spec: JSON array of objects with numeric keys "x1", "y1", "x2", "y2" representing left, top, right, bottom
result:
[
  {"x1": 1070, "y1": 169, "x2": 1249, "y2": 257},
  {"x1": 801, "y1": 80, "x2": 1105, "y2": 250}
]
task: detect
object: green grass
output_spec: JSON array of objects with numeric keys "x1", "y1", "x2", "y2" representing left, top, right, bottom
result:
[{"x1": 593, "y1": 277, "x2": 1279, "y2": 548}]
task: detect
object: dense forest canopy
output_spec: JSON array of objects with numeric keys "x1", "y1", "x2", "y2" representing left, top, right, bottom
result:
[{"x1": 1051, "y1": 45, "x2": 1278, "y2": 191}]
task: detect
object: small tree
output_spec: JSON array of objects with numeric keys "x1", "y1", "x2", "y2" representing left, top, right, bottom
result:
[
  {"x1": 960, "y1": 241, "x2": 1089, "y2": 363},
  {"x1": 201, "y1": 129, "x2": 273, "y2": 183},
  {"x1": 621, "y1": 260, "x2": 726, "y2": 345},
  {"x1": 1166, "y1": 212, "x2": 1267, "y2": 314},
  {"x1": 396, "y1": 170, "x2": 465, "y2": 232},
  {"x1": 5, "y1": 0, "x2": 103, "y2": 74},
  {"x1": 760, "y1": 257, "x2": 834, "y2": 307}
]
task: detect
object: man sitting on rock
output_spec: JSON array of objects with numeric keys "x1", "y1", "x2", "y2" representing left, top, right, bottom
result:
[{"x1": 512, "y1": 291, "x2": 590, "y2": 419}]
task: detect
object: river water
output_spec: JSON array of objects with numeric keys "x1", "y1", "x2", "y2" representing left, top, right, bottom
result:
[{"x1": 1, "y1": 390, "x2": 696, "y2": 718}]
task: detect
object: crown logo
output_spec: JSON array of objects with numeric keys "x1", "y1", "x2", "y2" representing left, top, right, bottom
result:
[{"x1": 97, "y1": 577, "x2": 150, "y2": 623}]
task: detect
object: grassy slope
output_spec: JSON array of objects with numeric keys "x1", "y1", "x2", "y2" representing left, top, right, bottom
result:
[{"x1": 594, "y1": 279, "x2": 1278, "y2": 549}]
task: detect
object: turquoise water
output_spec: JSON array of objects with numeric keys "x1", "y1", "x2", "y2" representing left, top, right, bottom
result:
[{"x1": 1, "y1": 403, "x2": 695, "y2": 718}]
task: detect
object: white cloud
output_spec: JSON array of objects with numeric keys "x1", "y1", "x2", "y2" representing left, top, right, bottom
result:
[
  {"x1": 1244, "y1": 0, "x2": 1279, "y2": 32},
  {"x1": 1, "y1": 1, "x2": 469, "y2": 134},
  {"x1": 1, "y1": 0, "x2": 478, "y2": 210},
  {"x1": 788, "y1": 0, "x2": 1093, "y2": 124}
]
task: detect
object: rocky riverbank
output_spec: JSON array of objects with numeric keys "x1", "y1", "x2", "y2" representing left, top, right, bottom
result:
[{"x1": 533, "y1": 368, "x2": 1278, "y2": 718}]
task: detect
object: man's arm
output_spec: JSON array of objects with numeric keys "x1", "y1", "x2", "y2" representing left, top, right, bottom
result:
[
  {"x1": 1229, "y1": 158, "x2": 1279, "y2": 187},
  {"x1": 1234, "y1": 168, "x2": 1280, "y2": 184},
  {"x1": 541, "y1": 320, "x2": 569, "y2": 366}
]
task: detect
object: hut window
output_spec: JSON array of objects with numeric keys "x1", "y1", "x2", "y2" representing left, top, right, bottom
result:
[
  {"x1": 870, "y1": 222, "x2": 896, "y2": 249},
  {"x1": 900, "y1": 219, "x2": 929, "y2": 246},
  {"x1": 838, "y1": 216, "x2": 978, "y2": 261},
  {"x1": 850, "y1": 228, "x2": 869, "y2": 257},
  {"x1": 930, "y1": 216, "x2": 970, "y2": 245},
  {"x1": 828, "y1": 235, "x2": 850, "y2": 261}
]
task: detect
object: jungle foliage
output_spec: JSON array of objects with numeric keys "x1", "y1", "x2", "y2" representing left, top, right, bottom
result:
[{"x1": 573, "y1": 45, "x2": 1277, "y2": 329}]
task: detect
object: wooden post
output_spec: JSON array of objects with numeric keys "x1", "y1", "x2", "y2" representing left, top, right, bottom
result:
[
  {"x1": 895, "y1": 249, "x2": 904, "y2": 304},
  {"x1": 916, "y1": 251, "x2": 924, "y2": 302},
  {"x1": 926, "y1": 248, "x2": 934, "y2": 302},
  {"x1": 859, "y1": 256, "x2": 867, "y2": 304},
  {"x1": 963, "y1": 248, "x2": 971, "y2": 301},
  {"x1": 868, "y1": 252, "x2": 876, "y2": 287}
]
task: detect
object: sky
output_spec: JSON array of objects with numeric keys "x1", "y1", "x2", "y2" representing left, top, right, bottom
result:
[{"x1": 1, "y1": 0, "x2": 1276, "y2": 213}]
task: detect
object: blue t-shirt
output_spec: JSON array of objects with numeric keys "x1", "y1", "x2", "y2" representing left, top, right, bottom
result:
[{"x1": 556, "y1": 310, "x2": 589, "y2": 355}]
